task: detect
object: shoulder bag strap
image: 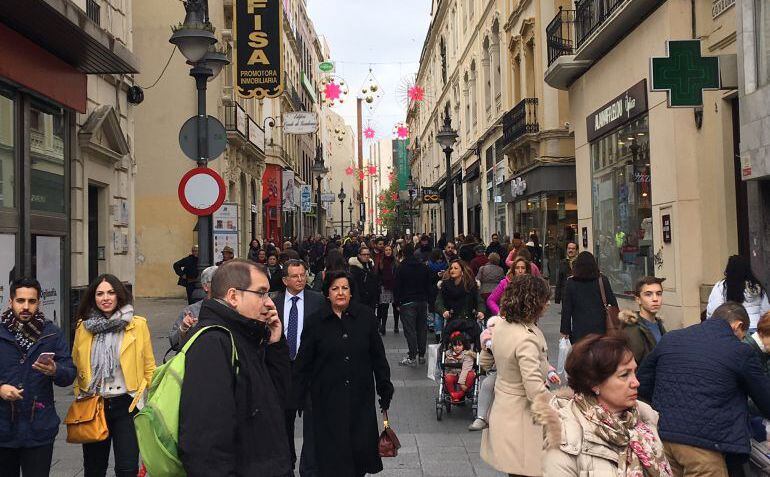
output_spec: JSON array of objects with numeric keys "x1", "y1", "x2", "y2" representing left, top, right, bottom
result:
[{"x1": 598, "y1": 275, "x2": 608, "y2": 308}]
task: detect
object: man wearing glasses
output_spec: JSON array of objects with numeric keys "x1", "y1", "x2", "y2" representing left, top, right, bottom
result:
[
  {"x1": 178, "y1": 259, "x2": 292, "y2": 476},
  {"x1": 272, "y1": 259, "x2": 324, "y2": 476}
]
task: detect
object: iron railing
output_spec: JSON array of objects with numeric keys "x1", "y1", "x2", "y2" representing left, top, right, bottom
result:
[
  {"x1": 497, "y1": 98, "x2": 539, "y2": 152},
  {"x1": 575, "y1": 0, "x2": 626, "y2": 49},
  {"x1": 86, "y1": 0, "x2": 100, "y2": 26},
  {"x1": 546, "y1": 7, "x2": 576, "y2": 66}
]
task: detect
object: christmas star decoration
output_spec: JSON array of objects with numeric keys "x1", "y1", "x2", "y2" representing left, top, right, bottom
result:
[
  {"x1": 391, "y1": 192, "x2": 398, "y2": 200},
  {"x1": 345, "y1": 166, "x2": 354, "y2": 176},
  {"x1": 368, "y1": 165, "x2": 377, "y2": 176},
  {"x1": 408, "y1": 85, "x2": 425, "y2": 102},
  {"x1": 324, "y1": 82, "x2": 341, "y2": 101},
  {"x1": 363, "y1": 127, "x2": 376, "y2": 139},
  {"x1": 358, "y1": 171, "x2": 365, "y2": 180}
]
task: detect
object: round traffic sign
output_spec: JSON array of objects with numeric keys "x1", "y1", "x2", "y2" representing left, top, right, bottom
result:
[
  {"x1": 178, "y1": 115, "x2": 227, "y2": 162},
  {"x1": 178, "y1": 167, "x2": 226, "y2": 216}
]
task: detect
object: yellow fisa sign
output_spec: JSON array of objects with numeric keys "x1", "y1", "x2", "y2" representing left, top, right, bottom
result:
[{"x1": 233, "y1": 0, "x2": 284, "y2": 99}]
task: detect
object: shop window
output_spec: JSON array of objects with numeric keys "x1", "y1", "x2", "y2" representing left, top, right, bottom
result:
[
  {"x1": 758, "y1": 0, "x2": 770, "y2": 86},
  {"x1": 30, "y1": 104, "x2": 64, "y2": 214},
  {"x1": 0, "y1": 93, "x2": 14, "y2": 208},
  {"x1": 590, "y1": 115, "x2": 653, "y2": 296}
]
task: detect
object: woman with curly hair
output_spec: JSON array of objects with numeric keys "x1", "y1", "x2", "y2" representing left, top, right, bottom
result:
[
  {"x1": 435, "y1": 259, "x2": 486, "y2": 323},
  {"x1": 480, "y1": 274, "x2": 552, "y2": 476}
]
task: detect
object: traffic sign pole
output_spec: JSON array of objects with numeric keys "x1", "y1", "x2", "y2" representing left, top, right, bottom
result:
[{"x1": 191, "y1": 64, "x2": 214, "y2": 279}]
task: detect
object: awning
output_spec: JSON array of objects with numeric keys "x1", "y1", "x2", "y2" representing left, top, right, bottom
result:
[
  {"x1": 0, "y1": 0, "x2": 139, "y2": 74},
  {"x1": 463, "y1": 160, "x2": 481, "y2": 183}
]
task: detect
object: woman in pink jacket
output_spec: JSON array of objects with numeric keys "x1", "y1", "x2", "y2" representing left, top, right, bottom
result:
[
  {"x1": 504, "y1": 247, "x2": 541, "y2": 276},
  {"x1": 487, "y1": 257, "x2": 532, "y2": 315}
]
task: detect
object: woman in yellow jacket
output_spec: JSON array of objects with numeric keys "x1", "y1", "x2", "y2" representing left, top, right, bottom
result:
[{"x1": 71, "y1": 274, "x2": 155, "y2": 477}]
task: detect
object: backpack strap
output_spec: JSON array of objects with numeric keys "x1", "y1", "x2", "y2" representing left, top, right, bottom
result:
[{"x1": 182, "y1": 325, "x2": 239, "y2": 374}]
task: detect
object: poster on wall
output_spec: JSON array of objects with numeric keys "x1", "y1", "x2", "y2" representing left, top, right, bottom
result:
[
  {"x1": 35, "y1": 236, "x2": 61, "y2": 325},
  {"x1": 213, "y1": 202, "x2": 239, "y2": 261},
  {"x1": 0, "y1": 234, "x2": 15, "y2": 308},
  {"x1": 282, "y1": 171, "x2": 296, "y2": 209}
]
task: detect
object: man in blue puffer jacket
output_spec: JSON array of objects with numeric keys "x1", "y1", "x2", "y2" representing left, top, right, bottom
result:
[
  {"x1": 638, "y1": 301, "x2": 770, "y2": 476},
  {"x1": 0, "y1": 277, "x2": 76, "y2": 476}
]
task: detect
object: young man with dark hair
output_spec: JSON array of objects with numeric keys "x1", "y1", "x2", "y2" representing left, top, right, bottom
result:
[
  {"x1": 619, "y1": 276, "x2": 666, "y2": 365},
  {"x1": 554, "y1": 241, "x2": 578, "y2": 304},
  {"x1": 178, "y1": 260, "x2": 292, "y2": 476},
  {"x1": 0, "y1": 278, "x2": 76, "y2": 477},
  {"x1": 394, "y1": 243, "x2": 433, "y2": 367}
]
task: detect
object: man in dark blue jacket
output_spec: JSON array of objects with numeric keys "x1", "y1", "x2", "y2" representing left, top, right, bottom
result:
[
  {"x1": 394, "y1": 243, "x2": 433, "y2": 367},
  {"x1": 0, "y1": 277, "x2": 76, "y2": 476},
  {"x1": 638, "y1": 301, "x2": 770, "y2": 475}
]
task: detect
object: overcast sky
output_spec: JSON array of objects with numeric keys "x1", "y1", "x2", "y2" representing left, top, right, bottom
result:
[{"x1": 306, "y1": 1, "x2": 432, "y2": 157}]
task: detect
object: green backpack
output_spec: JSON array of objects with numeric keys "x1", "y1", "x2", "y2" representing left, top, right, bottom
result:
[{"x1": 134, "y1": 325, "x2": 238, "y2": 477}]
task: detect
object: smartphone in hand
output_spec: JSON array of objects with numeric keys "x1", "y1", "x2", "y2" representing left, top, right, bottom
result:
[{"x1": 35, "y1": 352, "x2": 55, "y2": 365}]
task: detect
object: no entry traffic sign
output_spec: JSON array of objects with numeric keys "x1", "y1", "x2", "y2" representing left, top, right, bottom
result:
[{"x1": 178, "y1": 167, "x2": 226, "y2": 216}]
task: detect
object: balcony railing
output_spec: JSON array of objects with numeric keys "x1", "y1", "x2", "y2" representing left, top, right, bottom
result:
[
  {"x1": 497, "y1": 98, "x2": 539, "y2": 153},
  {"x1": 546, "y1": 7, "x2": 576, "y2": 66},
  {"x1": 575, "y1": 0, "x2": 626, "y2": 49},
  {"x1": 86, "y1": 0, "x2": 100, "y2": 26}
]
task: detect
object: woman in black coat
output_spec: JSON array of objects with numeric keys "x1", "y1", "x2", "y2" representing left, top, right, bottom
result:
[
  {"x1": 560, "y1": 251, "x2": 618, "y2": 343},
  {"x1": 293, "y1": 270, "x2": 394, "y2": 477}
]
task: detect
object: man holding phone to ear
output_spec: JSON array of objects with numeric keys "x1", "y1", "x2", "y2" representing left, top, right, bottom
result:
[{"x1": 0, "y1": 277, "x2": 76, "y2": 477}]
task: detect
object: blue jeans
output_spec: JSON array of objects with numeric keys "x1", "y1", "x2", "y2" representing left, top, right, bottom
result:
[
  {"x1": 400, "y1": 302, "x2": 428, "y2": 359},
  {"x1": 432, "y1": 313, "x2": 444, "y2": 336}
]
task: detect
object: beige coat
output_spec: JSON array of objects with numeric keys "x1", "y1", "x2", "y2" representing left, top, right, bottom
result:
[
  {"x1": 535, "y1": 391, "x2": 666, "y2": 477},
  {"x1": 480, "y1": 319, "x2": 549, "y2": 475}
]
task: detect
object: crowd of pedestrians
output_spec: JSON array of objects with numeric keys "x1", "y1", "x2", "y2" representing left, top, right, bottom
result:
[{"x1": 3, "y1": 228, "x2": 770, "y2": 476}]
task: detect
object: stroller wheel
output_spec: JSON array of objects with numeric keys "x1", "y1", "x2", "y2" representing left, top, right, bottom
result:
[{"x1": 436, "y1": 403, "x2": 443, "y2": 421}]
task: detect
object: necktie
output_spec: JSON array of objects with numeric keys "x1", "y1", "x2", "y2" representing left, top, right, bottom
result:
[{"x1": 287, "y1": 296, "x2": 299, "y2": 360}]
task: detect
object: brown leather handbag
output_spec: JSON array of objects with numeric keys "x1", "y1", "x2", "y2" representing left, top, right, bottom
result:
[
  {"x1": 598, "y1": 275, "x2": 621, "y2": 335},
  {"x1": 377, "y1": 410, "x2": 401, "y2": 457},
  {"x1": 64, "y1": 395, "x2": 109, "y2": 444}
]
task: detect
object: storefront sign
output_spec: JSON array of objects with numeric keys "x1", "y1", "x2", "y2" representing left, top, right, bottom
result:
[
  {"x1": 319, "y1": 61, "x2": 335, "y2": 73},
  {"x1": 712, "y1": 0, "x2": 735, "y2": 18},
  {"x1": 233, "y1": 0, "x2": 284, "y2": 99},
  {"x1": 36, "y1": 236, "x2": 61, "y2": 325},
  {"x1": 422, "y1": 188, "x2": 439, "y2": 203},
  {"x1": 283, "y1": 112, "x2": 319, "y2": 134},
  {"x1": 248, "y1": 118, "x2": 264, "y2": 151},
  {"x1": 320, "y1": 192, "x2": 336, "y2": 203},
  {"x1": 236, "y1": 105, "x2": 247, "y2": 135},
  {"x1": 662, "y1": 214, "x2": 672, "y2": 243},
  {"x1": 587, "y1": 80, "x2": 648, "y2": 142},
  {"x1": 301, "y1": 72, "x2": 317, "y2": 103}
]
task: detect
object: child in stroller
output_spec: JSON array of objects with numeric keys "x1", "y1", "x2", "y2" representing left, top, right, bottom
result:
[{"x1": 443, "y1": 331, "x2": 476, "y2": 403}]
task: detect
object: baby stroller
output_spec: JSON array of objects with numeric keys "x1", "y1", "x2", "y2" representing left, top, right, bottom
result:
[{"x1": 435, "y1": 318, "x2": 483, "y2": 421}]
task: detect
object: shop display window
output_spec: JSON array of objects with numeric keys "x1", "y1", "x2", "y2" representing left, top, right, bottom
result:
[
  {"x1": 591, "y1": 115, "x2": 653, "y2": 296},
  {"x1": 30, "y1": 103, "x2": 65, "y2": 214},
  {"x1": 0, "y1": 93, "x2": 14, "y2": 209}
]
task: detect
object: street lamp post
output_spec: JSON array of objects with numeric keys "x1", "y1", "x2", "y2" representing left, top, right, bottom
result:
[
  {"x1": 348, "y1": 200, "x2": 354, "y2": 235},
  {"x1": 436, "y1": 114, "x2": 459, "y2": 242},
  {"x1": 407, "y1": 176, "x2": 417, "y2": 235},
  {"x1": 338, "y1": 184, "x2": 347, "y2": 236},
  {"x1": 311, "y1": 146, "x2": 328, "y2": 236},
  {"x1": 169, "y1": 0, "x2": 228, "y2": 281}
]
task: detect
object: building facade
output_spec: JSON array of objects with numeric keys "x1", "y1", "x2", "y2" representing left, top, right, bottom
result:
[
  {"x1": 322, "y1": 108, "x2": 358, "y2": 236},
  {"x1": 0, "y1": 0, "x2": 138, "y2": 335},
  {"x1": 408, "y1": 0, "x2": 575, "y2": 273},
  {"x1": 134, "y1": 0, "x2": 332, "y2": 297},
  {"x1": 545, "y1": 0, "x2": 741, "y2": 327},
  {"x1": 365, "y1": 139, "x2": 395, "y2": 235},
  {"x1": 737, "y1": 0, "x2": 770, "y2": 287}
]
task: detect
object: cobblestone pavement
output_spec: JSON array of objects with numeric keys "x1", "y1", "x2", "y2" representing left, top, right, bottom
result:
[{"x1": 48, "y1": 297, "x2": 562, "y2": 476}]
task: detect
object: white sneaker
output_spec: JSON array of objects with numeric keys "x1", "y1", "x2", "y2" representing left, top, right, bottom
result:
[
  {"x1": 468, "y1": 418, "x2": 488, "y2": 431},
  {"x1": 399, "y1": 357, "x2": 417, "y2": 367}
]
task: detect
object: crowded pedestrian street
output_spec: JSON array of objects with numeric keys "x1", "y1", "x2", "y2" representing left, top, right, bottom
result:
[
  {"x1": 3, "y1": 0, "x2": 770, "y2": 476},
  {"x1": 45, "y1": 297, "x2": 562, "y2": 476}
]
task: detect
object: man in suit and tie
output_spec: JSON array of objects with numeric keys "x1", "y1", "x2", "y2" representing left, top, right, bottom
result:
[{"x1": 273, "y1": 259, "x2": 325, "y2": 477}]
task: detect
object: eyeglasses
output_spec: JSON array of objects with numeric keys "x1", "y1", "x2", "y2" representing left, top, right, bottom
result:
[{"x1": 235, "y1": 288, "x2": 270, "y2": 299}]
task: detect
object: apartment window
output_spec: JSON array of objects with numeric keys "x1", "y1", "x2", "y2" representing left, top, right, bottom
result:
[
  {"x1": 30, "y1": 103, "x2": 65, "y2": 214},
  {"x1": 758, "y1": 0, "x2": 770, "y2": 86},
  {"x1": 0, "y1": 92, "x2": 14, "y2": 208}
]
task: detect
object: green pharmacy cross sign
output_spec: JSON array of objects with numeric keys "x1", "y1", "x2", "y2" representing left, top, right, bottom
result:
[{"x1": 650, "y1": 40, "x2": 720, "y2": 108}]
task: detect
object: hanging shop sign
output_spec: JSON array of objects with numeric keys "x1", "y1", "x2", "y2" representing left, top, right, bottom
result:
[
  {"x1": 320, "y1": 192, "x2": 336, "y2": 203},
  {"x1": 319, "y1": 61, "x2": 335, "y2": 73},
  {"x1": 511, "y1": 177, "x2": 527, "y2": 197},
  {"x1": 300, "y1": 185, "x2": 312, "y2": 213},
  {"x1": 283, "y1": 111, "x2": 319, "y2": 134},
  {"x1": 233, "y1": 0, "x2": 284, "y2": 99},
  {"x1": 422, "y1": 187, "x2": 440, "y2": 203},
  {"x1": 587, "y1": 79, "x2": 648, "y2": 142}
]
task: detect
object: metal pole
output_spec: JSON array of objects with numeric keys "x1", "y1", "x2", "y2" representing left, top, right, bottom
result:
[
  {"x1": 340, "y1": 199, "x2": 345, "y2": 235},
  {"x1": 316, "y1": 174, "x2": 322, "y2": 236},
  {"x1": 444, "y1": 146, "x2": 453, "y2": 241},
  {"x1": 192, "y1": 65, "x2": 212, "y2": 276}
]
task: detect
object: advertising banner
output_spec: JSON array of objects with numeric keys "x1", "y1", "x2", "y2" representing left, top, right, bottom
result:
[
  {"x1": 282, "y1": 170, "x2": 296, "y2": 209},
  {"x1": 233, "y1": 0, "x2": 284, "y2": 99},
  {"x1": 213, "y1": 202, "x2": 239, "y2": 261},
  {"x1": 300, "y1": 184, "x2": 312, "y2": 212}
]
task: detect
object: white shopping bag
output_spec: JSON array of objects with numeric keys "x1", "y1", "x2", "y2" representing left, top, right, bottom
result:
[
  {"x1": 556, "y1": 337, "x2": 571, "y2": 378},
  {"x1": 427, "y1": 343, "x2": 440, "y2": 381}
]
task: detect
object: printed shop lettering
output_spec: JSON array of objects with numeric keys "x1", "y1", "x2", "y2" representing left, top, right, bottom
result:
[{"x1": 594, "y1": 93, "x2": 637, "y2": 131}]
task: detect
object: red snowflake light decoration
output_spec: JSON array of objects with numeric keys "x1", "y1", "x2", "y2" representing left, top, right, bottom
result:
[
  {"x1": 382, "y1": 208, "x2": 389, "y2": 214},
  {"x1": 375, "y1": 218, "x2": 382, "y2": 225},
  {"x1": 358, "y1": 171, "x2": 365, "y2": 180},
  {"x1": 324, "y1": 82, "x2": 341, "y2": 101},
  {"x1": 363, "y1": 127, "x2": 376, "y2": 139},
  {"x1": 345, "y1": 166, "x2": 354, "y2": 176},
  {"x1": 368, "y1": 165, "x2": 377, "y2": 176},
  {"x1": 408, "y1": 85, "x2": 425, "y2": 102},
  {"x1": 393, "y1": 122, "x2": 409, "y2": 140},
  {"x1": 391, "y1": 192, "x2": 398, "y2": 200}
]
